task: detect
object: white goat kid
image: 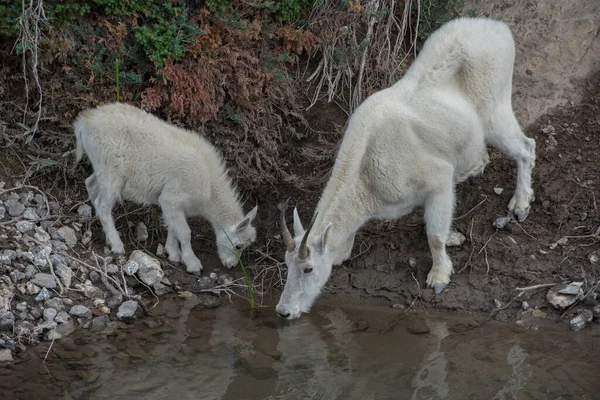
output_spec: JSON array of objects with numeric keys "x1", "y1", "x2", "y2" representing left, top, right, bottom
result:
[
  {"x1": 276, "y1": 17, "x2": 536, "y2": 319},
  {"x1": 73, "y1": 102, "x2": 258, "y2": 274}
]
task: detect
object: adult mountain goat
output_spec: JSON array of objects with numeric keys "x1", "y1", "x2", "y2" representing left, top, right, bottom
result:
[
  {"x1": 276, "y1": 17, "x2": 536, "y2": 319},
  {"x1": 73, "y1": 102, "x2": 258, "y2": 274}
]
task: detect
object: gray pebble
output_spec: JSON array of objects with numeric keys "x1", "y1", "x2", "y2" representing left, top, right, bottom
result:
[
  {"x1": 493, "y1": 216, "x2": 512, "y2": 229},
  {"x1": 55, "y1": 226, "x2": 78, "y2": 248},
  {"x1": 43, "y1": 308, "x2": 57, "y2": 322},
  {"x1": 35, "y1": 287, "x2": 52, "y2": 302},
  {"x1": 89, "y1": 270, "x2": 100, "y2": 284},
  {"x1": 77, "y1": 204, "x2": 92, "y2": 221},
  {"x1": 135, "y1": 222, "x2": 148, "y2": 242},
  {"x1": 34, "y1": 227, "x2": 51, "y2": 243},
  {"x1": 26, "y1": 282, "x2": 41, "y2": 295},
  {"x1": 22, "y1": 208, "x2": 39, "y2": 221},
  {"x1": 69, "y1": 305, "x2": 92, "y2": 319},
  {"x1": 54, "y1": 311, "x2": 71, "y2": 324},
  {"x1": 6, "y1": 196, "x2": 25, "y2": 217},
  {"x1": 31, "y1": 273, "x2": 57, "y2": 289},
  {"x1": 15, "y1": 221, "x2": 36, "y2": 233},
  {"x1": 117, "y1": 300, "x2": 139, "y2": 319}
]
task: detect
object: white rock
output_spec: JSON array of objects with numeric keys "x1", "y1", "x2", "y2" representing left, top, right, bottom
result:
[
  {"x1": 43, "y1": 307, "x2": 57, "y2": 322},
  {"x1": 446, "y1": 231, "x2": 466, "y2": 247},
  {"x1": 546, "y1": 282, "x2": 584, "y2": 309},
  {"x1": 493, "y1": 187, "x2": 504, "y2": 195},
  {"x1": 123, "y1": 260, "x2": 139, "y2": 276},
  {"x1": 0, "y1": 348, "x2": 13, "y2": 362},
  {"x1": 156, "y1": 243, "x2": 165, "y2": 257},
  {"x1": 56, "y1": 226, "x2": 77, "y2": 248},
  {"x1": 130, "y1": 250, "x2": 164, "y2": 286}
]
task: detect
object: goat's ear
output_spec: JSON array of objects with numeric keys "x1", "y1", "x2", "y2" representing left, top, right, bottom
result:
[
  {"x1": 245, "y1": 205, "x2": 258, "y2": 222},
  {"x1": 293, "y1": 207, "x2": 304, "y2": 237},
  {"x1": 315, "y1": 222, "x2": 332, "y2": 253},
  {"x1": 237, "y1": 206, "x2": 257, "y2": 232}
]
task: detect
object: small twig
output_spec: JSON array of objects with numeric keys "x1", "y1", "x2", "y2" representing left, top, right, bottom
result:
[
  {"x1": 405, "y1": 272, "x2": 422, "y2": 312},
  {"x1": 510, "y1": 217, "x2": 550, "y2": 246},
  {"x1": 515, "y1": 283, "x2": 556, "y2": 292},
  {"x1": 132, "y1": 274, "x2": 159, "y2": 308},
  {"x1": 43, "y1": 338, "x2": 55, "y2": 363},
  {"x1": 476, "y1": 231, "x2": 497, "y2": 275},
  {"x1": 457, "y1": 218, "x2": 475, "y2": 275},
  {"x1": 454, "y1": 195, "x2": 488, "y2": 221}
]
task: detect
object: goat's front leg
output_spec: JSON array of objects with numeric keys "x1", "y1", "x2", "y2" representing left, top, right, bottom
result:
[
  {"x1": 423, "y1": 172, "x2": 455, "y2": 294},
  {"x1": 159, "y1": 194, "x2": 202, "y2": 275}
]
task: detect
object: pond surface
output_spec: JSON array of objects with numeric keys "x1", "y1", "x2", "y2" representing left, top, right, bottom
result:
[{"x1": 1, "y1": 296, "x2": 599, "y2": 399}]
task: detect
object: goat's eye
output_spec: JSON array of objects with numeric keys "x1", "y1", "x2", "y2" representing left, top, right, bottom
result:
[
  {"x1": 235, "y1": 245, "x2": 244, "y2": 251},
  {"x1": 303, "y1": 267, "x2": 313, "y2": 274}
]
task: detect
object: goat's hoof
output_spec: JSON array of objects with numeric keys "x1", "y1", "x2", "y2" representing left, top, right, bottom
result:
[
  {"x1": 509, "y1": 206, "x2": 530, "y2": 222},
  {"x1": 431, "y1": 282, "x2": 447, "y2": 294},
  {"x1": 188, "y1": 269, "x2": 203, "y2": 276},
  {"x1": 111, "y1": 248, "x2": 125, "y2": 256}
]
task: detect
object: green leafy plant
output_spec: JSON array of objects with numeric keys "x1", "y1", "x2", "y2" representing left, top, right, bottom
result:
[{"x1": 418, "y1": 0, "x2": 465, "y2": 42}]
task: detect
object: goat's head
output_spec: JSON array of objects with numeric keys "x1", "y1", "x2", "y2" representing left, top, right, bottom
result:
[
  {"x1": 216, "y1": 205, "x2": 258, "y2": 268},
  {"x1": 276, "y1": 199, "x2": 333, "y2": 320}
]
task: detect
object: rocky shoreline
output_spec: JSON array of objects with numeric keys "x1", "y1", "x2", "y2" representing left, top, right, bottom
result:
[{"x1": 0, "y1": 182, "x2": 233, "y2": 362}]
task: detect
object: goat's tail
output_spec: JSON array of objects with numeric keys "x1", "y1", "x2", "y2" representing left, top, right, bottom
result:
[{"x1": 73, "y1": 112, "x2": 87, "y2": 164}]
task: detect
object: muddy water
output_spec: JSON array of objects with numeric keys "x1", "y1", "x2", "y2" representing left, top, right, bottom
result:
[{"x1": 1, "y1": 298, "x2": 599, "y2": 400}]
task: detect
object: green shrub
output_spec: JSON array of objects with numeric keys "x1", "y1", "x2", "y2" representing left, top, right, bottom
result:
[{"x1": 418, "y1": 0, "x2": 465, "y2": 42}]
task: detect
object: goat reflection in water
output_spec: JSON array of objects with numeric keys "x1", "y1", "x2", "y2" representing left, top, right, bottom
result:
[{"x1": 63, "y1": 303, "x2": 543, "y2": 400}]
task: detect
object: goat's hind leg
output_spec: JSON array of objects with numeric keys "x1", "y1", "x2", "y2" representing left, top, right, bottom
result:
[
  {"x1": 423, "y1": 170, "x2": 455, "y2": 294},
  {"x1": 487, "y1": 111, "x2": 536, "y2": 221},
  {"x1": 85, "y1": 174, "x2": 99, "y2": 203},
  {"x1": 164, "y1": 229, "x2": 182, "y2": 264},
  {"x1": 93, "y1": 185, "x2": 125, "y2": 255}
]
